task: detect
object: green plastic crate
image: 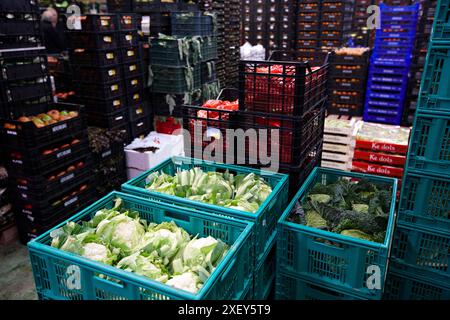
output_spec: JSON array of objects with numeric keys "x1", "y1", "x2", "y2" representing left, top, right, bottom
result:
[
  {"x1": 122, "y1": 156, "x2": 289, "y2": 266},
  {"x1": 384, "y1": 270, "x2": 450, "y2": 300},
  {"x1": 199, "y1": 36, "x2": 218, "y2": 62},
  {"x1": 27, "y1": 191, "x2": 254, "y2": 300},
  {"x1": 253, "y1": 233, "x2": 276, "y2": 300},
  {"x1": 150, "y1": 38, "x2": 201, "y2": 67},
  {"x1": 275, "y1": 271, "x2": 366, "y2": 300},
  {"x1": 277, "y1": 167, "x2": 398, "y2": 300},
  {"x1": 417, "y1": 45, "x2": 450, "y2": 114},
  {"x1": 151, "y1": 64, "x2": 201, "y2": 94},
  {"x1": 398, "y1": 170, "x2": 450, "y2": 233},
  {"x1": 390, "y1": 222, "x2": 449, "y2": 286},
  {"x1": 407, "y1": 112, "x2": 450, "y2": 175}
]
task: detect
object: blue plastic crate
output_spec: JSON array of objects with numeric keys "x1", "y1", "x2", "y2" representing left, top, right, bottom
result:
[
  {"x1": 399, "y1": 170, "x2": 450, "y2": 234},
  {"x1": 371, "y1": 55, "x2": 412, "y2": 67},
  {"x1": 432, "y1": 0, "x2": 450, "y2": 43},
  {"x1": 253, "y1": 233, "x2": 276, "y2": 300},
  {"x1": 384, "y1": 270, "x2": 450, "y2": 300},
  {"x1": 27, "y1": 191, "x2": 254, "y2": 300},
  {"x1": 122, "y1": 157, "x2": 289, "y2": 266},
  {"x1": 366, "y1": 81, "x2": 405, "y2": 93},
  {"x1": 364, "y1": 114, "x2": 402, "y2": 125},
  {"x1": 417, "y1": 45, "x2": 450, "y2": 114},
  {"x1": 407, "y1": 112, "x2": 450, "y2": 174},
  {"x1": 171, "y1": 12, "x2": 215, "y2": 37},
  {"x1": 275, "y1": 271, "x2": 366, "y2": 300},
  {"x1": 391, "y1": 223, "x2": 450, "y2": 286},
  {"x1": 369, "y1": 65, "x2": 410, "y2": 76},
  {"x1": 277, "y1": 167, "x2": 398, "y2": 300},
  {"x1": 371, "y1": 75, "x2": 405, "y2": 84},
  {"x1": 379, "y1": 3, "x2": 420, "y2": 13},
  {"x1": 368, "y1": 91, "x2": 406, "y2": 101}
]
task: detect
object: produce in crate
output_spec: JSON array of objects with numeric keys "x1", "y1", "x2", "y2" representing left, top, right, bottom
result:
[
  {"x1": 198, "y1": 99, "x2": 239, "y2": 119},
  {"x1": 288, "y1": 178, "x2": 393, "y2": 243},
  {"x1": 334, "y1": 47, "x2": 370, "y2": 56},
  {"x1": 4, "y1": 109, "x2": 79, "y2": 129},
  {"x1": 145, "y1": 168, "x2": 272, "y2": 213},
  {"x1": 50, "y1": 198, "x2": 229, "y2": 294}
]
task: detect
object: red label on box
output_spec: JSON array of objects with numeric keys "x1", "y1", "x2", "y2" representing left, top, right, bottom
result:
[
  {"x1": 352, "y1": 161, "x2": 404, "y2": 179},
  {"x1": 355, "y1": 140, "x2": 408, "y2": 155},
  {"x1": 353, "y1": 150, "x2": 407, "y2": 166}
]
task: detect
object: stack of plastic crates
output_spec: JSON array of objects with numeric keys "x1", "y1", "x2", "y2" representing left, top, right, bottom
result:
[
  {"x1": 351, "y1": 0, "x2": 376, "y2": 47},
  {"x1": 238, "y1": 51, "x2": 329, "y2": 197},
  {"x1": 363, "y1": 3, "x2": 420, "y2": 125},
  {"x1": 0, "y1": 0, "x2": 42, "y2": 50},
  {"x1": 67, "y1": 14, "x2": 134, "y2": 201},
  {"x1": 403, "y1": 0, "x2": 438, "y2": 126},
  {"x1": 385, "y1": 0, "x2": 450, "y2": 300},
  {"x1": 319, "y1": 0, "x2": 354, "y2": 50},
  {"x1": 328, "y1": 48, "x2": 371, "y2": 116},
  {"x1": 106, "y1": 0, "x2": 133, "y2": 12},
  {"x1": 122, "y1": 157, "x2": 290, "y2": 300},
  {"x1": 276, "y1": 167, "x2": 398, "y2": 300},
  {"x1": 296, "y1": 0, "x2": 321, "y2": 54}
]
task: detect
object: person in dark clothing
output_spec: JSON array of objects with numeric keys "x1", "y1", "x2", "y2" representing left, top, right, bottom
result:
[{"x1": 41, "y1": 8, "x2": 67, "y2": 54}]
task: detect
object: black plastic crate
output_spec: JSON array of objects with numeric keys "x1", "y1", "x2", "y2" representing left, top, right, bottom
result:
[
  {"x1": 330, "y1": 77, "x2": 366, "y2": 91},
  {"x1": 0, "y1": 0, "x2": 39, "y2": 12},
  {"x1": 66, "y1": 31, "x2": 119, "y2": 50},
  {"x1": 5, "y1": 133, "x2": 89, "y2": 175},
  {"x1": 147, "y1": 12, "x2": 171, "y2": 36},
  {"x1": 118, "y1": 30, "x2": 139, "y2": 47},
  {"x1": 120, "y1": 46, "x2": 141, "y2": 63},
  {"x1": 129, "y1": 115, "x2": 152, "y2": 139},
  {"x1": 1, "y1": 102, "x2": 85, "y2": 149},
  {"x1": 0, "y1": 47, "x2": 48, "y2": 82},
  {"x1": 74, "y1": 80, "x2": 124, "y2": 100},
  {"x1": 118, "y1": 13, "x2": 140, "y2": 30},
  {"x1": 126, "y1": 88, "x2": 145, "y2": 106},
  {"x1": 239, "y1": 51, "x2": 329, "y2": 117},
  {"x1": 0, "y1": 94, "x2": 52, "y2": 119},
  {"x1": 133, "y1": 0, "x2": 178, "y2": 12},
  {"x1": 128, "y1": 101, "x2": 151, "y2": 122},
  {"x1": 331, "y1": 64, "x2": 367, "y2": 78},
  {"x1": 106, "y1": 0, "x2": 133, "y2": 12},
  {"x1": 124, "y1": 73, "x2": 146, "y2": 92},
  {"x1": 69, "y1": 48, "x2": 120, "y2": 67},
  {"x1": 74, "y1": 95, "x2": 126, "y2": 114},
  {"x1": 328, "y1": 100, "x2": 363, "y2": 117},
  {"x1": 0, "y1": 12, "x2": 41, "y2": 37},
  {"x1": 75, "y1": 14, "x2": 118, "y2": 32},
  {"x1": 330, "y1": 90, "x2": 365, "y2": 105},
  {"x1": 86, "y1": 108, "x2": 129, "y2": 129},
  {"x1": 235, "y1": 102, "x2": 326, "y2": 167},
  {"x1": 122, "y1": 61, "x2": 144, "y2": 78},
  {"x1": 331, "y1": 49, "x2": 371, "y2": 65},
  {"x1": 0, "y1": 75, "x2": 52, "y2": 105},
  {"x1": 88, "y1": 126, "x2": 129, "y2": 160},
  {"x1": 71, "y1": 64, "x2": 123, "y2": 83}
]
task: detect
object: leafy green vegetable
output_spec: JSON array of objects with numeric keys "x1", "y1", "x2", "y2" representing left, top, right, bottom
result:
[
  {"x1": 50, "y1": 198, "x2": 230, "y2": 294},
  {"x1": 288, "y1": 178, "x2": 393, "y2": 243},
  {"x1": 145, "y1": 168, "x2": 273, "y2": 213}
]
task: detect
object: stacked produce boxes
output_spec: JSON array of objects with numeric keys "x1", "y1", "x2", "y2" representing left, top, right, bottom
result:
[
  {"x1": 351, "y1": 122, "x2": 411, "y2": 192},
  {"x1": 319, "y1": 0, "x2": 354, "y2": 50},
  {"x1": 363, "y1": 3, "x2": 420, "y2": 125},
  {"x1": 385, "y1": 0, "x2": 450, "y2": 300},
  {"x1": 201, "y1": 0, "x2": 240, "y2": 88},
  {"x1": 276, "y1": 167, "x2": 398, "y2": 300},
  {"x1": 351, "y1": 0, "x2": 376, "y2": 47},
  {"x1": 241, "y1": 0, "x2": 295, "y2": 53},
  {"x1": 122, "y1": 157, "x2": 289, "y2": 300},
  {"x1": 296, "y1": 0, "x2": 321, "y2": 53},
  {"x1": 321, "y1": 115, "x2": 361, "y2": 172},
  {"x1": 328, "y1": 48, "x2": 371, "y2": 117}
]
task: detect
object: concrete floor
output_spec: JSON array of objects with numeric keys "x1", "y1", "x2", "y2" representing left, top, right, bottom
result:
[{"x1": 0, "y1": 240, "x2": 38, "y2": 300}]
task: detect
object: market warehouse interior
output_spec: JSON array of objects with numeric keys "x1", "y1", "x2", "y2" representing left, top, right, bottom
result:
[{"x1": 0, "y1": 0, "x2": 449, "y2": 301}]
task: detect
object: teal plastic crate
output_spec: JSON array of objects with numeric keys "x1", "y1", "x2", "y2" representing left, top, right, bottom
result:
[
  {"x1": 122, "y1": 157, "x2": 289, "y2": 266},
  {"x1": 275, "y1": 271, "x2": 366, "y2": 300},
  {"x1": 150, "y1": 38, "x2": 201, "y2": 67},
  {"x1": 253, "y1": 233, "x2": 276, "y2": 300},
  {"x1": 391, "y1": 222, "x2": 449, "y2": 285},
  {"x1": 407, "y1": 112, "x2": 450, "y2": 174},
  {"x1": 431, "y1": 0, "x2": 450, "y2": 43},
  {"x1": 277, "y1": 167, "x2": 398, "y2": 300},
  {"x1": 384, "y1": 270, "x2": 450, "y2": 300},
  {"x1": 417, "y1": 45, "x2": 450, "y2": 114},
  {"x1": 398, "y1": 170, "x2": 450, "y2": 233},
  {"x1": 151, "y1": 64, "x2": 201, "y2": 94},
  {"x1": 27, "y1": 191, "x2": 254, "y2": 300}
]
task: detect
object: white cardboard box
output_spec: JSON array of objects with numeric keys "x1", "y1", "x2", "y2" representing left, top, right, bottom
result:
[{"x1": 125, "y1": 132, "x2": 184, "y2": 172}]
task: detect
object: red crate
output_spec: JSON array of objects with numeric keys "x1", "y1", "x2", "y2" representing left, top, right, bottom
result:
[{"x1": 353, "y1": 150, "x2": 407, "y2": 167}]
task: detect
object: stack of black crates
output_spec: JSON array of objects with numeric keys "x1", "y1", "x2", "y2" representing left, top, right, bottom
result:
[
  {"x1": 67, "y1": 14, "x2": 149, "y2": 199},
  {"x1": 0, "y1": 0, "x2": 93, "y2": 244},
  {"x1": 328, "y1": 48, "x2": 371, "y2": 116},
  {"x1": 200, "y1": 0, "x2": 240, "y2": 88},
  {"x1": 351, "y1": 0, "x2": 377, "y2": 47}
]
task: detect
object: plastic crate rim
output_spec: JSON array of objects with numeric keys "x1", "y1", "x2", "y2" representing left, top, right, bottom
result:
[
  {"x1": 122, "y1": 156, "x2": 289, "y2": 220},
  {"x1": 277, "y1": 167, "x2": 398, "y2": 250},
  {"x1": 28, "y1": 191, "x2": 254, "y2": 299}
]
